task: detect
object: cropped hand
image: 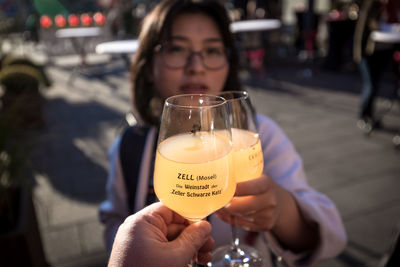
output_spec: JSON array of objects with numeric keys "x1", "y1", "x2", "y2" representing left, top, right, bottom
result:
[{"x1": 108, "y1": 202, "x2": 214, "y2": 267}]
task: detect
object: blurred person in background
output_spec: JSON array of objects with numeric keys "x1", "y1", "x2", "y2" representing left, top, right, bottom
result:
[{"x1": 354, "y1": 0, "x2": 400, "y2": 132}]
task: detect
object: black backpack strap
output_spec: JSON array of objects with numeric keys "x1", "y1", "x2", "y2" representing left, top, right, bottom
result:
[
  {"x1": 144, "y1": 134, "x2": 159, "y2": 206},
  {"x1": 119, "y1": 126, "x2": 150, "y2": 212}
]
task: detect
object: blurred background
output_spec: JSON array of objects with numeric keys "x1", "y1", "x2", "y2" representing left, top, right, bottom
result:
[{"x1": 1, "y1": 0, "x2": 399, "y2": 267}]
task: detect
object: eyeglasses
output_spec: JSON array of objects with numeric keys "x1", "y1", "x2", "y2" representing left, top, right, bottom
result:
[{"x1": 155, "y1": 43, "x2": 229, "y2": 70}]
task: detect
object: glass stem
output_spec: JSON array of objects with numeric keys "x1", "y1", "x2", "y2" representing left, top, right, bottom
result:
[
  {"x1": 189, "y1": 219, "x2": 199, "y2": 266},
  {"x1": 231, "y1": 215, "x2": 240, "y2": 251},
  {"x1": 190, "y1": 253, "x2": 198, "y2": 267}
]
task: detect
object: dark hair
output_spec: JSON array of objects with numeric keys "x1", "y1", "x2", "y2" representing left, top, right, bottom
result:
[{"x1": 130, "y1": 0, "x2": 241, "y2": 126}]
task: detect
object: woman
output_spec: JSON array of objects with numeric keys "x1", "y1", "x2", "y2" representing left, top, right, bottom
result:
[{"x1": 99, "y1": 1, "x2": 347, "y2": 266}]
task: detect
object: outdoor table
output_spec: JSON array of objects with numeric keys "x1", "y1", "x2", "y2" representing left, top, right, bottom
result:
[
  {"x1": 55, "y1": 27, "x2": 102, "y2": 39},
  {"x1": 95, "y1": 39, "x2": 139, "y2": 54},
  {"x1": 55, "y1": 27, "x2": 103, "y2": 84},
  {"x1": 95, "y1": 39, "x2": 139, "y2": 67},
  {"x1": 55, "y1": 27, "x2": 102, "y2": 66},
  {"x1": 370, "y1": 31, "x2": 400, "y2": 44},
  {"x1": 230, "y1": 19, "x2": 281, "y2": 33},
  {"x1": 230, "y1": 19, "x2": 281, "y2": 72}
]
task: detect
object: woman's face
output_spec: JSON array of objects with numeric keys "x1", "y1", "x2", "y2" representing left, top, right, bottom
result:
[{"x1": 152, "y1": 13, "x2": 229, "y2": 99}]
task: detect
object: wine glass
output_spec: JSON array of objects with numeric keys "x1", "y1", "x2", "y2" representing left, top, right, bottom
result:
[
  {"x1": 153, "y1": 94, "x2": 236, "y2": 265},
  {"x1": 211, "y1": 91, "x2": 265, "y2": 267}
]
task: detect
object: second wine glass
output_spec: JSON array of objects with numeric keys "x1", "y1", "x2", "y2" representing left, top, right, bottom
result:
[{"x1": 211, "y1": 91, "x2": 265, "y2": 267}]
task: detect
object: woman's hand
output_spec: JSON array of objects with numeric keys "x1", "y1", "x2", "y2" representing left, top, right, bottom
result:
[
  {"x1": 216, "y1": 174, "x2": 283, "y2": 232},
  {"x1": 216, "y1": 174, "x2": 319, "y2": 251}
]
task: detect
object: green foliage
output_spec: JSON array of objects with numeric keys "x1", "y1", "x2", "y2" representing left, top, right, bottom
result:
[
  {"x1": 0, "y1": 55, "x2": 52, "y2": 92},
  {"x1": 0, "y1": 54, "x2": 46, "y2": 190},
  {"x1": 0, "y1": 110, "x2": 29, "y2": 190},
  {"x1": 0, "y1": 56, "x2": 38, "y2": 230},
  {"x1": 0, "y1": 55, "x2": 50, "y2": 129},
  {"x1": 0, "y1": 65, "x2": 41, "y2": 93},
  {"x1": 0, "y1": 107, "x2": 31, "y2": 231}
]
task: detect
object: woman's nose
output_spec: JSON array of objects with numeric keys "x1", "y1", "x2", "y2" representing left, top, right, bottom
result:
[{"x1": 185, "y1": 53, "x2": 205, "y2": 73}]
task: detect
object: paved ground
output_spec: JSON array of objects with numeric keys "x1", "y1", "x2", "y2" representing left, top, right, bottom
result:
[{"x1": 28, "y1": 52, "x2": 400, "y2": 267}]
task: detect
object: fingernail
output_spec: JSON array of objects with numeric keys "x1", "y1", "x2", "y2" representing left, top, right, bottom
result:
[{"x1": 195, "y1": 221, "x2": 212, "y2": 237}]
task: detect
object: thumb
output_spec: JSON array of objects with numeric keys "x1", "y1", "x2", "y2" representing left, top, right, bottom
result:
[{"x1": 175, "y1": 220, "x2": 212, "y2": 256}]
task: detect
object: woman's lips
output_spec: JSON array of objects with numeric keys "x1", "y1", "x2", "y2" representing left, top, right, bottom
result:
[{"x1": 180, "y1": 84, "x2": 208, "y2": 94}]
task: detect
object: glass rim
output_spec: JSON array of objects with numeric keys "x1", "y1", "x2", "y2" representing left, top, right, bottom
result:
[
  {"x1": 218, "y1": 90, "x2": 249, "y2": 101},
  {"x1": 165, "y1": 93, "x2": 227, "y2": 109}
]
